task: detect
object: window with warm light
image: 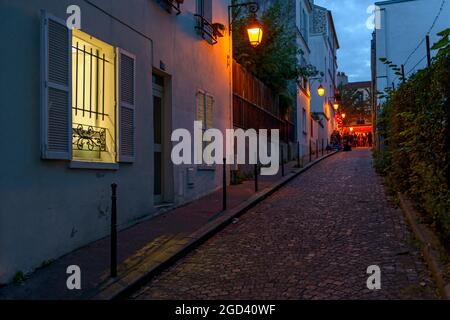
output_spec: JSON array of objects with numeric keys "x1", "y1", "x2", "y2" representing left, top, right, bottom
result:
[{"x1": 71, "y1": 30, "x2": 116, "y2": 163}]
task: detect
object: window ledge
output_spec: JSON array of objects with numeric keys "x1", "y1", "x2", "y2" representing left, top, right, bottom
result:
[{"x1": 69, "y1": 161, "x2": 119, "y2": 171}]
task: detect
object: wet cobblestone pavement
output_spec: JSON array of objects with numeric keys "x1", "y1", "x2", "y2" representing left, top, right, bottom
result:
[{"x1": 132, "y1": 150, "x2": 438, "y2": 300}]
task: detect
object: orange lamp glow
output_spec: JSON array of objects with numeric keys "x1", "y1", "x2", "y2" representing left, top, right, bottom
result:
[
  {"x1": 247, "y1": 19, "x2": 263, "y2": 47},
  {"x1": 317, "y1": 84, "x2": 325, "y2": 97},
  {"x1": 341, "y1": 113, "x2": 346, "y2": 119},
  {"x1": 333, "y1": 102, "x2": 339, "y2": 111},
  {"x1": 350, "y1": 127, "x2": 354, "y2": 132}
]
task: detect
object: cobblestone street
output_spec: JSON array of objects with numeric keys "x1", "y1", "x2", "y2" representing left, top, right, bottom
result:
[{"x1": 132, "y1": 150, "x2": 438, "y2": 300}]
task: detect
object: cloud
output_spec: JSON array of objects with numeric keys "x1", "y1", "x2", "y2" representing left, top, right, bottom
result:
[{"x1": 314, "y1": 0, "x2": 374, "y2": 82}]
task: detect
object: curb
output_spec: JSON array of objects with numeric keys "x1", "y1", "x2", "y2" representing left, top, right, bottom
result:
[
  {"x1": 398, "y1": 193, "x2": 450, "y2": 300},
  {"x1": 91, "y1": 151, "x2": 339, "y2": 300}
]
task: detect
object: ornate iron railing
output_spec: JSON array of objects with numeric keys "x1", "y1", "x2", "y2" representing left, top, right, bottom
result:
[
  {"x1": 157, "y1": 0, "x2": 181, "y2": 15},
  {"x1": 194, "y1": 14, "x2": 218, "y2": 45},
  {"x1": 72, "y1": 123, "x2": 107, "y2": 152}
]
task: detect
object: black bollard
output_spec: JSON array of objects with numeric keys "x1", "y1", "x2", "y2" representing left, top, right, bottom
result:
[
  {"x1": 309, "y1": 140, "x2": 312, "y2": 163},
  {"x1": 110, "y1": 183, "x2": 117, "y2": 278},
  {"x1": 316, "y1": 141, "x2": 319, "y2": 159},
  {"x1": 254, "y1": 163, "x2": 259, "y2": 192},
  {"x1": 223, "y1": 158, "x2": 227, "y2": 211},
  {"x1": 281, "y1": 148, "x2": 285, "y2": 177}
]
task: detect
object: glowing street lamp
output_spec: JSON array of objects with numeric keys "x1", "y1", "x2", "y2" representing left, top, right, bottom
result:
[
  {"x1": 350, "y1": 127, "x2": 354, "y2": 132},
  {"x1": 229, "y1": 2, "x2": 263, "y2": 47},
  {"x1": 341, "y1": 113, "x2": 346, "y2": 119},
  {"x1": 317, "y1": 84, "x2": 325, "y2": 97},
  {"x1": 333, "y1": 102, "x2": 339, "y2": 111},
  {"x1": 247, "y1": 18, "x2": 263, "y2": 47}
]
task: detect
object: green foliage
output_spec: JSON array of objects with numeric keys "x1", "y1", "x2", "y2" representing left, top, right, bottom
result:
[
  {"x1": 232, "y1": 0, "x2": 317, "y2": 107},
  {"x1": 375, "y1": 49, "x2": 450, "y2": 243},
  {"x1": 432, "y1": 28, "x2": 450, "y2": 58},
  {"x1": 379, "y1": 57, "x2": 407, "y2": 83},
  {"x1": 340, "y1": 85, "x2": 371, "y2": 119}
]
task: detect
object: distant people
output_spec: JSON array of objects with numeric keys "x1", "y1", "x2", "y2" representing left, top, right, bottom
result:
[
  {"x1": 368, "y1": 132, "x2": 373, "y2": 148},
  {"x1": 330, "y1": 131, "x2": 342, "y2": 151},
  {"x1": 343, "y1": 133, "x2": 352, "y2": 151},
  {"x1": 344, "y1": 137, "x2": 351, "y2": 151}
]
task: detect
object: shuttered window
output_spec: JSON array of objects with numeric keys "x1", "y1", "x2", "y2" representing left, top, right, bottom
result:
[
  {"x1": 71, "y1": 30, "x2": 117, "y2": 163},
  {"x1": 41, "y1": 11, "x2": 136, "y2": 165},
  {"x1": 205, "y1": 95, "x2": 213, "y2": 129},
  {"x1": 196, "y1": 92, "x2": 205, "y2": 126},
  {"x1": 41, "y1": 13, "x2": 72, "y2": 160},
  {"x1": 197, "y1": 91, "x2": 214, "y2": 166},
  {"x1": 118, "y1": 49, "x2": 136, "y2": 163},
  {"x1": 196, "y1": 91, "x2": 213, "y2": 130}
]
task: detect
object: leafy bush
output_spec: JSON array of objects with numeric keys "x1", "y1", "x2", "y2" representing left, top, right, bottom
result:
[
  {"x1": 375, "y1": 41, "x2": 450, "y2": 243},
  {"x1": 232, "y1": 0, "x2": 317, "y2": 107}
]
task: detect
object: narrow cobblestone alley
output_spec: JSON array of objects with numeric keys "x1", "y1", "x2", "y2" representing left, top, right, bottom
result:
[{"x1": 132, "y1": 150, "x2": 438, "y2": 300}]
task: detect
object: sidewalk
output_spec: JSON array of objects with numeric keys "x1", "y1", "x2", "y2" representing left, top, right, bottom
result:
[{"x1": 0, "y1": 152, "x2": 336, "y2": 300}]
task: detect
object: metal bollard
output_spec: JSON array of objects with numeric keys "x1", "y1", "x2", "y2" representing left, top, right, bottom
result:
[
  {"x1": 322, "y1": 139, "x2": 324, "y2": 156},
  {"x1": 223, "y1": 158, "x2": 227, "y2": 211},
  {"x1": 110, "y1": 183, "x2": 118, "y2": 278},
  {"x1": 309, "y1": 140, "x2": 312, "y2": 163},
  {"x1": 281, "y1": 148, "x2": 285, "y2": 177},
  {"x1": 316, "y1": 141, "x2": 319, "y2": 159},
  {"x1": 254, "y1": 163, "x2": 258, "y2": 192}
]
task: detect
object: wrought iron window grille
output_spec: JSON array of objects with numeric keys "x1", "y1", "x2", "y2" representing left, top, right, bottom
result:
[
  {"x1": 195, "y1": 14, "x2": 224, "y2": 45},
  {"x1": 156, "y1": 0, "x2": 182, "y2": 15},
  {"x1": 73, "y1": 42, "x2": 112, "y2": 120},
  {"x1": 72, "y1": 124, "x2": 107, "y2": 152}
]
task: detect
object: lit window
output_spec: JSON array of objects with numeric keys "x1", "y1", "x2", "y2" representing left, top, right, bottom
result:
[{"x1": 71, "y1": 30, "x2": 116, "y2": 163}]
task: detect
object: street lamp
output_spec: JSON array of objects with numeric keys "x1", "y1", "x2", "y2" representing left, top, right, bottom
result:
[
  {"x1": 317, "y1": 84, "x2": 325, "y2": 97},
  {"x1": 341, "y1": 113, "x2": 346, "y2": 119},
  {"x1": 333, "y1": 102, "x2": 339, "y2": 111},
  {"x1": 247, "y1": 17, "x2": 263, "y2": 47},
  {"x1": 229, "y1": 2, "x2": 263, "y2": 47}
]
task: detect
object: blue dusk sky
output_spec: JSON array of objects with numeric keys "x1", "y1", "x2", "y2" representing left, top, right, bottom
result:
[{"x1": 315, "y1": 0, "x2": 375, "y2": 82}]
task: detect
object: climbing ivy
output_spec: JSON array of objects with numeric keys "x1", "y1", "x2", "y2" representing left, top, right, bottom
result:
[{"x1": 375, "y1": 36, "x2": 450, "y2": 245}]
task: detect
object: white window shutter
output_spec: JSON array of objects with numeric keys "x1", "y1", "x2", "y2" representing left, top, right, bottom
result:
[
  {"x1": 41, "y1": 11, "x2": 72, "y2": 160},
  {"x1": 117, "y1": 48, "x2": 136, "y2": 163},
  {"x1": 196, "y1": 92, "x2": 205, "y2": 126},
  {"x1": 206, "y1": 95, "x2": 213, "y2": 129}
]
